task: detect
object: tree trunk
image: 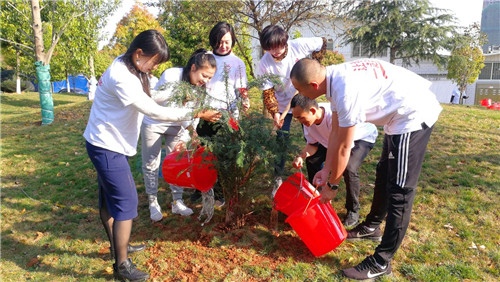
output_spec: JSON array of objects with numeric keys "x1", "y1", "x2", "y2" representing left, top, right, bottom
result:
[
  {"x1": 31, "y1": 0, "x2": 54, "y2": 125},
  {"x1": 389, "y1": 47, "x2": 396, "y2": 64},
  {"x1": 31, "y1": 0, "x2": 45, "y2": 63},
  {"x1": 66, "y1": 69, "x2": 71, "y2": 93},
  {"x1": 89, "y1": 54, "x2": 95, "y2": 77},
  {"x1": 16, "y1": 50, "x2": 21, "y2": 94}
]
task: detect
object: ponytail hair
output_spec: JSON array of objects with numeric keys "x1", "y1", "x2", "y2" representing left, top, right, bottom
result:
[
  {"x1": 121, "y1": 29, "x2": 170, "y2": 96},
  {"x1": 181, "y1": 48, "x2": 217, "y2": 85}
]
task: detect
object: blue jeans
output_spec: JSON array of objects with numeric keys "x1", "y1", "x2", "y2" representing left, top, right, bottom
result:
[{"x1": 275, "y1": 113, "x2": 293, "y2": 176}]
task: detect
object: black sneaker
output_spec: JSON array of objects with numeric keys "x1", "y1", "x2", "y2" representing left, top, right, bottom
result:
[
  {"x1": 214, "y1": 186, "x2": 225, "y2": 208},
  {"x1": 343, "y1": 255, "x2": 391, "y2": 280},
  {"x1": 347, "y1": 222, "x2": 382, "y2": 241},
  {"x1": 190, "y1": 189, "x2": 202, "y2": 203},
  {"x1": 113, "y1": 258, "x2": 149, "y2": 281},
  {"x1": 344, "y1": 211, "x2": 359, "y2": 228}
]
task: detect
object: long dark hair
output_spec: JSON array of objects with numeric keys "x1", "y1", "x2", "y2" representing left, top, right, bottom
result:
[
  {"x1": 181, "y1": 49, "x2": 217, "y2": 85},
  {"x1": 121, "y1": 29, "x2": 170, "y2": 96},
  {"x1": 209, "y1": 21, "x2": 236, "y2": 54}
]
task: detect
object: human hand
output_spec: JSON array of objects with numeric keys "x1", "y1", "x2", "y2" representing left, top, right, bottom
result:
[
  {"x1": 312, "y1": 168, "x2": 329, "y2": 187},
  {"x1": 173, "y1": 141, "x2": 186, "y2": 152},
  {"x1": 199, "y1": 110, "x2": 222, "y2": 122},
  {"x1": 292, "y1": 155, "x2": 303, "y2": 169},
  {"x1": 190, "y1": 131, "x2": 200, "y2": 148},
  {"x1": 319, "y1": 185, "x2": 338, "y2": 204},
  {"x1": 242, "y1": 98, "x2": 250, "y2": 111},
  {"x1": 273, "y1": 113, "x2": 283, "y2": 129}
]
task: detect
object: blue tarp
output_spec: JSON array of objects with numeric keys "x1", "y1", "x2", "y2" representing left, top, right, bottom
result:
[{"x1": 52, "y1": 75, "x2": 89, "y2": 94}]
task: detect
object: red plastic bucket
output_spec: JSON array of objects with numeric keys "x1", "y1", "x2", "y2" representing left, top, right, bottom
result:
[
  {"x1": 488, "y1": 103, "x2": 500, "y2": 110},
  {"x1": 273, "y1": 173, "x2": 320, "y2": 216},
  {"x1": 481, "y1": 99, "x2": 492, "y2": 107},
  {"x1": 286, "y1": 202, "x2": 347, "y2": 257},
  {"x1": 161, "y1": 147, "x2": 217, "y2": 192}
]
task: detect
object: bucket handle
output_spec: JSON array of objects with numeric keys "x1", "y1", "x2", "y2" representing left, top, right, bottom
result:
[{"x1": 302, "y1": 183, "x2": 320, "y2": 215}]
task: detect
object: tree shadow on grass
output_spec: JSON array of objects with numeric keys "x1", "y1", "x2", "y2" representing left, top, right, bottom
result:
[{"x1": 0, "y1": 195, "x2": 119, "y2": 280}]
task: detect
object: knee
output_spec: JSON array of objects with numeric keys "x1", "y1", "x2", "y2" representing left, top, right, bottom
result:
[{"x1": 344, "y1": 164, "x2": 358, "y2": 177}]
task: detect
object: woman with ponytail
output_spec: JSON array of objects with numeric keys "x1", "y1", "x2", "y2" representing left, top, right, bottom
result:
[{"x1": 141, "y1": 49, "x2": 220, "y2": 222}]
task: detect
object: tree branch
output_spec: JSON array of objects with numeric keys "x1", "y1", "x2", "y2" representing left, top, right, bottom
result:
[
  {"x1": 17, "y1": 27, "x2": 35, "y2": 45},
  {"x1": 4, "y1": 44, "x2": 35, "y2": 60},
  {"x1": 0, "y1": 38, "x2": 34, "y2": 52},
  {"x1": 46, "y1": 9, "x2": 86, "y2": 62},
  {"x1": 6, "y1": 1, "x2": 31, "y2": 23}
]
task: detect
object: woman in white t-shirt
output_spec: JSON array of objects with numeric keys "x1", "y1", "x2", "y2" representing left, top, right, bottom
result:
[
  {"x1": 257, "y1": 24, "x2": 326, "y2": 184},
  {"x1": 142, "y1": 49, "x2": 219, "y2": 222},
  {"x1": 192, "y1": 21, "x2": 249, "y2": 205},
  {"x1": 83, "y1": 30, "x2": 218, "y2": 281}
]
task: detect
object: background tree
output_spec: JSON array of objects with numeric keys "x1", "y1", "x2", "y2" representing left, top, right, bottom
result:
[
  {"x1": 447, "y1": 24, "x2": 487, "y2": 104},
  {"x1": 155, "y1": 1, "x2": 235, "y2": 68},
  {"x1": 0, "y1": 0, "x2": 118, "y2": 124},
  {"x1": 0, "y1": 1, "x2": 37, "y2": 93},
  {"x1": 154, "y1": 0, "x2": 337, "y2": 78},
  {"x1": 341, "y1": 0, "x2": 457, "y2": 67},
  {"x1": 107, "y1": 3, "x2": 166, "y2": 76}
]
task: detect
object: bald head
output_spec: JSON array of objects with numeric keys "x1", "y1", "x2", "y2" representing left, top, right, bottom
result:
[
  {"x1": 290, "y1": 58, "x2": 326, "y2": 99},
  {"x1": 290, "y1": 58, "x2": 323, "y2": 85}
]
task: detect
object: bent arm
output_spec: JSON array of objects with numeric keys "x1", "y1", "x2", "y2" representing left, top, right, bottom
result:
[
  {"x1": 325, "y1": 112, "x2": 356, "y2": 185},
  {"x1": 299, "y1": 143, "x2": 319, "y2": 159},
  {"x1": 130, "y1": 97, "x2": 193, "y2": 122}
]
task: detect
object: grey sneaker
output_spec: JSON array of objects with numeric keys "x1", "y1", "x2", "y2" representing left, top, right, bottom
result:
[
  {"x1": 347, "y1": 222, "x2": 382, "y2": 241},
  {"x1": 171, "y1": 200, "x2": 194, "y2": 216},
  {"x1": 149, "y1": 199, "x2": 163, "y2": 222},
  {"x1": 344, "y1": 211, "x2": 359, "y2": 228},
  {"x1": 343, "y1": 255, "x2": 392, "y2": 280}
]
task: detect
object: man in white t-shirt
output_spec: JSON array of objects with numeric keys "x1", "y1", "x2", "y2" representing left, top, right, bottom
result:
[
  {"x1": 450, "y1": 87, "x2": 460, "y2": 104},
  {"x1": 290, "y1": 58, "x2": 441, "y2": 280},
  {"x1": 290, "y1": 95, "x2": 377, "y2": 228},
  {"x1": 257, "y1": 24, "x2": 327, "y2": 186}
]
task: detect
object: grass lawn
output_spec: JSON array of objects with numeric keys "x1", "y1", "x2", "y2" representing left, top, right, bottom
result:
[{"x1": 1, "y1": 90, "x2": 499, "y2": 281}]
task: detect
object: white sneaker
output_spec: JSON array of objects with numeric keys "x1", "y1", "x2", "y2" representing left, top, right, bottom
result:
[
  {"x1": 171, "y1": 200, "x2": 193, "y2": 216},
  {"x1": 149, "y1": 199, "x2": 163, "y2": 222},
  {"x1": 272, "y1": 177, "x2": 283, "y2": 198}
]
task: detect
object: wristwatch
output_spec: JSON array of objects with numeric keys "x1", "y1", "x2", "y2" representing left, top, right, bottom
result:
[{"x1": 327, "y1": 182, "x2": 339, "y2": 190}]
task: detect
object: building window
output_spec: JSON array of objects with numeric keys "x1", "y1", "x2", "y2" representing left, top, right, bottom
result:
[
  {"x1": 479, "y1": 63, "x2": 493, "y2": 80},
  {"x1": 327, "y1": 39, "x2": 334, "y2": 50},
  {"x1": 492, "y1": 63, "x2": 500, "y2": 80},
  {"x1": 352, "y1": 42, "x2": 387, "y2": 57}
]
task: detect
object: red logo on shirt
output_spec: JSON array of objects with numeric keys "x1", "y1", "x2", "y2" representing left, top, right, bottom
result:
[
  {"x1": 98, "y1": 70, "x2": 106, "y2": 86},
  {"x1": 350, "y1": 59, "x2": 388, "y2": 79}
]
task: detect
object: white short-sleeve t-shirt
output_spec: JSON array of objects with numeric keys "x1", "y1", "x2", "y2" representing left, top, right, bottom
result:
[
  {"x1": 205, "y1": 53, "x2": 247, "y2": 118},
  {"x1": 325, "y1": 59, "x2": 442, "y2": 135},
  {"x1": 83, "y1": 56, "x2": 146, "y2": 156},
  {"x1": 304, "y1": 103, "x2": 378, "y2": 148},
  {"x1": 258, "y1": 37, "x2": 324, "y2": 113}
]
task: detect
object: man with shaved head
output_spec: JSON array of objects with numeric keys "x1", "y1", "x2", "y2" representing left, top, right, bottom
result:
[{"x1": 291, "y1": 58, "x2": 442, "y2": 280}]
